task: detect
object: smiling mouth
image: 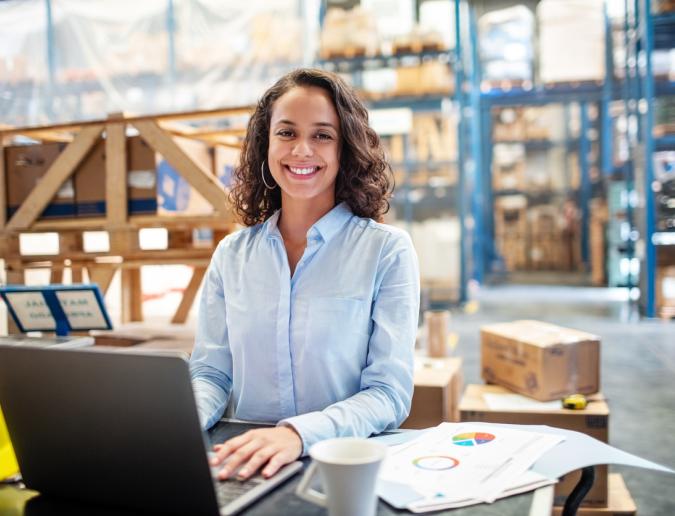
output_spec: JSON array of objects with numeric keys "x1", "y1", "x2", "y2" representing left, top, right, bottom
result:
[{"x1": 285, "y1": 165, "x2": 321, "y2": 177}]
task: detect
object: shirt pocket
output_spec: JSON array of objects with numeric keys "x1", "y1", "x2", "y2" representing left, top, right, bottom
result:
[{"x1": 305, "y1": 297, "x2": 370, "y2": 364}]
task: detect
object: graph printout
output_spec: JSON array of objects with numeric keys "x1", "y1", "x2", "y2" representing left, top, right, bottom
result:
[{"x1": 379, "y1": 422, "x2": 564, "y2": 507}]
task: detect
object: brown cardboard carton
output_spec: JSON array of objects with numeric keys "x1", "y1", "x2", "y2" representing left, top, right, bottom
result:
[
  {"x1": 459, "y1": 384, "x2": 609, "y2": 506},
  {"x1": 73, "y1": 136, "x2": 157, "y2": 216},
  {"x1": 401, "y1": 356, "x2": 463, "y2": 429},
  {"x1": 5, "y1": 142, "x2": 75, "y2": 219},
  {"x1": 481, "y1": 320, "x2": 600, "y2": 401},
  {"x1": 551, "y1": 474, "x2": 636, "y2": 515},
  {"x1": 127, "y1": 136, "x2": 158, "y2": 214},
  {"x1": 74, "y1": 138, "x2": 106, "y2": 216}
]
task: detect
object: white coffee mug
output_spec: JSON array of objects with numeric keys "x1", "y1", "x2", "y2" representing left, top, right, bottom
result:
[{"x1": 295, "y1": 437, "x2": 387, "y2": 516}]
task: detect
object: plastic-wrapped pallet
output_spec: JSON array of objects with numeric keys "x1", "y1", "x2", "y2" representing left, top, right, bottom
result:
[
  {"x1": 478, "y1": 5, "x2": 534, "y2": 82},
  {"x1": 537, "y1": 0, "x2": 606, "y2": 83}
]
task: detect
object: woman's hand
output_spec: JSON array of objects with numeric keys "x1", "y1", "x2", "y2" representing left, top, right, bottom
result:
[{"x1": 210, "y1": 426, "x2": 302, "y2": 480}]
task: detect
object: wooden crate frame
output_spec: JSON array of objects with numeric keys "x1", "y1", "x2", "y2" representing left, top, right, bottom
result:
[{"x1": 1, "y1": 108, "x2": 251, "y2": 326}]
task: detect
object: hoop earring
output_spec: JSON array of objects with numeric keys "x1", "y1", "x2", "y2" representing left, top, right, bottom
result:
[{"x1": 261, "y1": 160, "x2": 276, "y2": 190}]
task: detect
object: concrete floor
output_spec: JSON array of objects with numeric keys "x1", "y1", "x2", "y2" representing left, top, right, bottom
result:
[{"x1": 449, "y1": 284, "x2": 675, "y2": 516}]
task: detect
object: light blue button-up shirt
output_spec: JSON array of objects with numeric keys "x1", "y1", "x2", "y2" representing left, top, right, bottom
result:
[{"x1": 189, "y1": 202, "x2": 420, "y2": 453}]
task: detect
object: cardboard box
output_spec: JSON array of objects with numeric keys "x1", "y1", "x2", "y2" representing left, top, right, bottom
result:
[
  {"x1": 401, "y1": 356, "x2": 463, "y2": 429},
  {"x1": 5, "y1": 142, "x2": 75, "y2": 219},
  {"x1": 127, "y1": 136, "x2": 159, "y2": 214},
  {"x1": 481, "y1": 320, "x2": 600, "y2": 401},
  {"x1": 74, "y1": 136, "x2": 158, "y2": 216},
  {"x1": 459, "y1": 383, "x2": 609, "y2": 506},
  {"x1": 551, "y1": 474, "x2": 636, "y2": 516},
  {"x1": 157, "y1": 137, "x2": 214, "y2": 215}
]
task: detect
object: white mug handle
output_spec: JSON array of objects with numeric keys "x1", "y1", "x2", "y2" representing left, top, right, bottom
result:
[{"x1": 295, "y1": 462, "x2": 326, "y2": 507}]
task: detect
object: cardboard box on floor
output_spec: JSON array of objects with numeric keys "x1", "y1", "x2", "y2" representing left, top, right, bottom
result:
[
  {"x1": 401, "y1": 356, "x2": 463, "y2": 429},
  {"x1": 459, "y1": 383, "x2": 609, "y2": 507},
  {"x1": 481, "y1": 320, "x2": 600, "y2": 401},
  {"x1": 551, "y1": 474, "x2": 636, "y2": 516}
]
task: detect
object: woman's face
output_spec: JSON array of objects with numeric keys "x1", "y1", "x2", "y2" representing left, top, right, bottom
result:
[{"x1": 268, "y1": 86, "x2": 341, "y2": 208}]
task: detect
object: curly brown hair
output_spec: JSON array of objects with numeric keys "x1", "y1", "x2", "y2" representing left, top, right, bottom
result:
[{"x1": 229, "y1": 68, "x2": 393, "y2": 226}]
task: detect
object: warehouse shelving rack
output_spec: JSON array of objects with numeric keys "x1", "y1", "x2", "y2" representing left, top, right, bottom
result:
[
  {"x1": 629, "y1": 0, "x2": 675, "y2": 317},
  {"x1": 316, "y1": 0, "x2": 472, "y2": 306},
  {"x1": 465, "y1": 2, "x2": 623, "y2": 286}
]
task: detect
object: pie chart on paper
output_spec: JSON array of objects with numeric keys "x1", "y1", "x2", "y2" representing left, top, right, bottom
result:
[{"x1": 452, "y1": 432, "x2": 496, "y2": 446}]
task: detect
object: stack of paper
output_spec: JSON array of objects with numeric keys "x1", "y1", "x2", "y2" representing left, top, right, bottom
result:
[{"x1": 377, "y1": 422, "x2": 564, "y2": 512}]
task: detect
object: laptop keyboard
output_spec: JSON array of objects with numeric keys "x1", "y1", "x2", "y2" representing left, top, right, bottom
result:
[{"x1": 214, "y1": 475, "x2": 265, "y2": 506}]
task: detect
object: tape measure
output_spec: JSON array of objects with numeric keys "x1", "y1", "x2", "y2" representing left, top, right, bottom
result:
[{"x1": 562, "y1": 394, "x2": 588, "y2": 410}]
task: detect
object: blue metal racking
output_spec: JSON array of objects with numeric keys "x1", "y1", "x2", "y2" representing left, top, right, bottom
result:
[{"x1": 632, "y1": 0, "x2": 675, "y2": 317}]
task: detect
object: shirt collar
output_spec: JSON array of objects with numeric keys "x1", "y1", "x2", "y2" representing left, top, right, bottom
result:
[
  {"x1": 311, "y1": 202, "x2": 352, "y2": 243},
  {"x1": 264, "y1": 202, "x2": 353, "y2": 244}
]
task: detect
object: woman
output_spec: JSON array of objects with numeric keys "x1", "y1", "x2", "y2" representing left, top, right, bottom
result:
[{"x1": 190, "y1": 68, "x2": 419, "y2": 481}]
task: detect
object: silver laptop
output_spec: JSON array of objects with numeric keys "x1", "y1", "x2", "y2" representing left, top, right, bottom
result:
[{"x1": 0, "y1": 344, "x2": 302, "y2": 516}]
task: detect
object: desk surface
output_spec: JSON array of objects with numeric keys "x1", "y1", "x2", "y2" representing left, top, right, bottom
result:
[{"x1": 0, "y1": 421, "x2": 547, "y2": 516}]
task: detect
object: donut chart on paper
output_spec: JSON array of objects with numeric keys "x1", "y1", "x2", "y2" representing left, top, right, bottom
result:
[
  {"x1": 452, "y1": 432, "x2": 496, "y2": 446},
  {"x1": 412, "y1": 455, "x2": 460, "y2": 471}
]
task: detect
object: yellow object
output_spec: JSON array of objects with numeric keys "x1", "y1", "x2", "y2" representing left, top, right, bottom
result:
[
  {"x1": 562, "y1": 394, "x2": 588, "y2": 410},
  {"x1": 0, "y1": 406, "x2": 20, "y2": 480}
]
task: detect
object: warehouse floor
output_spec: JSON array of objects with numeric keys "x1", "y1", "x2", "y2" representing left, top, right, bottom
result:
[{"x1": 451, "y1": 284, "x2": 675, "y2": 516}]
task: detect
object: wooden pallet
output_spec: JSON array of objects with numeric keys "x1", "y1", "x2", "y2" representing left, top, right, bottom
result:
[
  {"x1": 481, "y1": 79, "x2": 533, "y2": 92},
  {"x1": 542, "y1": 79, "x2": 604, "y2": 90},
  {"x1": 392, "y1": 41, "x2": 446, "y2": 56},
  {"x1": 319, "y1": 46, "x2": 371, "y2": 60},
  {"x1": 0, "y1": 107, "x2": 250, "y2": 327}
]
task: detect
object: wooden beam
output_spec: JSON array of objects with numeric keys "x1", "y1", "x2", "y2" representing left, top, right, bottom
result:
[
  {"x1": 133, "y1": 120, "x2": 231, "y2": 212},
  {"x1": 2, "y1": 106, "x2": 252, "y2": 137},
  {"x1": 105, "y1": 121, "x2": 127, "y2": 227},
  {"x1": 0, "y1": 137, "x2": 5, "y2": 229},
  {"x1": 6, "y1": 125, "x2": 103, "y2": 230},
  {"x1": 171, "y1": 266, "x2": 206, "y2": 324},
  {"x1": 25, "y1": 212, "x2": 233, "y2": 232},
  {"x1": 121, "y1": 267, "x2": 143, "y2": 323},
  {"x1": 50, "y1": 267, "x2": 64, "y2": 284},
  {"x1": 5, "y1": 266, "x2": 23, "y2": 334},
  {"x1": 87, "y1": 265, "x2": 117, "y2": 294},
  {"x1": 71, "y1": 266, "x2": 83, "y2": 283}
]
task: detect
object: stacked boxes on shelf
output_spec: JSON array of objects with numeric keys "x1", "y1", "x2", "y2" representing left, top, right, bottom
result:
[
  {"x1": 654, "y1": 0, "x2": 675, "y2": 13},
  {"x1": 492, "y1": 144, "x2": 525, "y2": 191},
  {"x1": 319, "y1": 7, "x2": 380, "y2": 58},
  {"x1": 478, "y1": 6, "x2": 534, "y2": 85},
  {"x1": 537, "y1": 0, "x2": 606, "y2": 83},
  {"x1": 491, "y1": 104, "x2": 583, "y2": 273},
  {"x1": 654, "y1": 96, "x2": 675, "y2": 136},
  {"x1": 654, "y1": 151, "x2": 675, "y2": 232},
  {"x1": 590, "y1": 199, "x2": 609, "y2": 286},
  {"x1": 656, "y1": 265, "x2": 675, "y2": 319},
  {"x1": 494, "y1": 195, "x2": 528, "y2": 271}
]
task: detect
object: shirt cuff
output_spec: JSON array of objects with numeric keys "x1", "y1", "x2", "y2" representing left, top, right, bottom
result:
[{"x1": 278, "y1": 411, "x2": 336, "y2": 457}]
